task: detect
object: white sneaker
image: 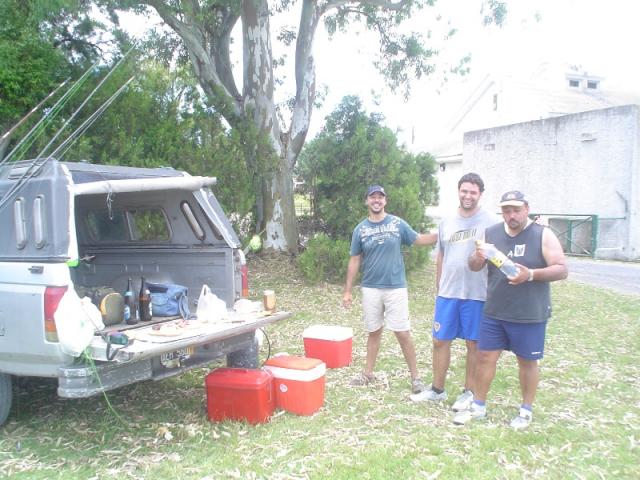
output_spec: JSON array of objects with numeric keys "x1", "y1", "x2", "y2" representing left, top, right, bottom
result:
[
  {"x1": 510, "y1": 407, "x2": 533, "y2": 430},
  {"x1": 453, "y1": 402, "x2": 487, "y2": 425},
  {"x1": 410, "y1": 387, "x2": 447, "y2": 403},
  {"x1": 451, "y1": 390, "x2": 474, "y2": 412}
]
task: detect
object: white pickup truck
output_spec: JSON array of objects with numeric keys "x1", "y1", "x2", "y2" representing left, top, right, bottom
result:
[{"x1": 0, "y1": 159, "x2": 290, "y2": 425}]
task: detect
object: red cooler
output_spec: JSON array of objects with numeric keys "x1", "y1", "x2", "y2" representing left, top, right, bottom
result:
[
  {"x1": 205, "y1": 367, "x2": 275, "y2": 424},
  {"x1": 263, "y1": 355, "x2": 325, "y2": 415},
  {"x1": 303, "y1": 325, "x2": 353, "y2": 368}
]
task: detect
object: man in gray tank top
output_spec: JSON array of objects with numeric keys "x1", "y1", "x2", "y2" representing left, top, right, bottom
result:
[{"x1": 455, "y1": 190, "x2": 568, "y2": 429}]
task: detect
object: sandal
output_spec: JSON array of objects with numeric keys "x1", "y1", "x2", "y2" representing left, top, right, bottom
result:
[{"x1": 350, "y1": 372, "x2": 376, "y2": 386}]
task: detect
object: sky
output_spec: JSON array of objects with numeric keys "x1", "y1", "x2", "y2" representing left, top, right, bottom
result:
[
  {"x1": 118, "y1": 0, "x2": 640, "y2": 152},
  {"x1": 307, "y1": 0, "x2": 640, "y2": 150}
]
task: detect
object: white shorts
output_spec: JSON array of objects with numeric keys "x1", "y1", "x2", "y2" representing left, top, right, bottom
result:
[{"x1": 361, "y1": 287, "x2": 410, "y2": 332}]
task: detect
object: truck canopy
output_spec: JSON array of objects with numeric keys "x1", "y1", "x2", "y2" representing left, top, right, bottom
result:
[{"x1": 0, "y1": 159, "x2": 240, "y2": 262}]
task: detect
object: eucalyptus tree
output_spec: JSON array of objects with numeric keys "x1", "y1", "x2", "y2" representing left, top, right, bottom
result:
[{"x1": 107, "y1": 0, "x2": 506, "y2": 253}]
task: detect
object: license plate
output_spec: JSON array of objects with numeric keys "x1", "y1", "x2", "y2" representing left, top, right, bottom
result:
[{"x1": 160, "y1": 347, "x2": 195, "y2": 368}]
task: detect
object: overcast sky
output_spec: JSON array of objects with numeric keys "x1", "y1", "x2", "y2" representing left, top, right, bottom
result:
[
  {"x1": 119, "y1": 0, "x2": 640, "y2": 151},
  {"x1": 309, "y1": 0, "x2": 640, "y2": 150}
]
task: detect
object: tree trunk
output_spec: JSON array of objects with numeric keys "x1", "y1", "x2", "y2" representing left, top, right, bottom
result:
[
  {"x1": 262, "y1": 151, "x2": 299, "y2": 253},
  {"x1": 242, "y1": 0, "x2": 299, "y2": 253},
  {"x1": 146, "y1": 0, "x2": 315, "y2": 254}
]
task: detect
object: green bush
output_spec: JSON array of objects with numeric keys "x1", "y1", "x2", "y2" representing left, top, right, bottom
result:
[
  {"x1": 403, "y1": 243, "x2": 431, "y2": 273},
  {"x1": 298, "y1": 234, "x2": 350, "y2": 284},
  {"x1": 297, "y1": 95, "x2": 438, "y2": 275}
]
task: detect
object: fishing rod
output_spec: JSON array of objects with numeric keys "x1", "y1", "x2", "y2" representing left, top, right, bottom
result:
[
  {"x1": 0, "y1": 49, "x2": 135, "y2": 212},
  {"x1": 0, "y1": 79, "x2": 70, "y2": 143},
  {"x1": 1, "y1": 58, "x2": 100, "y2": 165},
  {"x1": 35, "y1": 47, "x2": 135, "y2": 160},
  {"x1": 52, "y1": 76, "x2": 135, "y2": 160}
]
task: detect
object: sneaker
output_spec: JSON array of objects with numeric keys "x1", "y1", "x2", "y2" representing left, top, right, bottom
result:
[
  {"x1": 451, "y1": 390, "x2": 474, "y2": 412},
  {"x1": 510, "y1": 407, "x2": 533, "y2": 430},
  {"x1": 452, "y1": 402, "x2": 487, "y2": 425},
  {"x1": 411, "y1": 378, "x2": 427, "y2": 394},
  {"x1": 410, "y1": 386, "x2": 447, "y2": 403},
  {"x1": 350, "y1": 372, "x2": 376, "y2": 387}
]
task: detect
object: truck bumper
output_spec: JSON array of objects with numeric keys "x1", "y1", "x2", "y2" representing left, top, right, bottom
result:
[{"x1": 57, "y1": 331, "x2": 258, "y2": 398}]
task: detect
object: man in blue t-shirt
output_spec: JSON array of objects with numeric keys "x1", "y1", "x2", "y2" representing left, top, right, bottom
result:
[{"x1": 343, "y1": 184, "x2": 437, "y2": 394}]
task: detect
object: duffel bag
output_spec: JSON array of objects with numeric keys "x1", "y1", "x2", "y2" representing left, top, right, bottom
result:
[{"x1": 148, "y1": 282, "x2": 189, "y2": 318}]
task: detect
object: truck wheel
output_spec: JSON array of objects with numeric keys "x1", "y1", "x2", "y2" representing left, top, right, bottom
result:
[
  {"x1": 227, "y1": 336, "x2": 259, "y2": 368},
  {"x1": 0, "y1": 373, "x2": 12, "y2": 426}
]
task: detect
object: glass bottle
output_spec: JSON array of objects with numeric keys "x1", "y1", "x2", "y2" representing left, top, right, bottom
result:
[
  {"x1": 138, "y1": 276, "x2": 153, "y2": 321},
  {"x1": 124, "y1": 277, "x2": 138, "y2": 325}
]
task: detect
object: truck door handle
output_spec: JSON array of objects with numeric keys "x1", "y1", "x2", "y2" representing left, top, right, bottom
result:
[{"x1": 29, "y1": 265, "x2": 44, "y2": 274}]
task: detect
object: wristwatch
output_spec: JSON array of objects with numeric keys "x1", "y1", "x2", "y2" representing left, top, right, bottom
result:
[{"x1": 527, "y1": 269, "x2": 534, "y2": 282}]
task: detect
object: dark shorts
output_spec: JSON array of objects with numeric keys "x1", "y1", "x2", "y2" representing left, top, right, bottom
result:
[
  {"x1": 478, "y1": 315, "x2": 547, "y2": 360},
  {"x1": 432, "y1": 297, "x2": 484, "y2": 341}
]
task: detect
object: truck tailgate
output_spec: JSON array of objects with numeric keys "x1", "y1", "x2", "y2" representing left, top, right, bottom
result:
[{"x1": 88, "y1": 311, "x2": 291, "y2": 362}]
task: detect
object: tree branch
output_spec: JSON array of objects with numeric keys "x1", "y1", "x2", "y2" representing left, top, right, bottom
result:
[
  {"x1": 144, "y1": 0, "x2": 242, "y2": 121},
  {"x1": 286, "y1": 0, "x2": 323, "y2": 163},
  {"x1": 204, "y1": 6, "x2": 240, "y2": 100}
]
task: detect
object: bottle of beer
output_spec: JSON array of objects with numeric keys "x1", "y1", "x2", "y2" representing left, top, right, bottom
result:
[
  {"x1": 139, "y1": 276, "x2": 153, "y2": 321},
  {"x1": 124, "y1": 277, "x2": 138, "y2": 325}
]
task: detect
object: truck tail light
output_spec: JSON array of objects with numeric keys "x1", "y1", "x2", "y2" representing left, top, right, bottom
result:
[
  {"x1": 44, "y1": 286, "x2": 67, "y2": 342},
  {"x1": 241, "y1": 264, "x2": 249, "y2": 298}
]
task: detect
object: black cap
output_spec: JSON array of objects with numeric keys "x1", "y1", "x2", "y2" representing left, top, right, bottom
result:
[
  {"x1": 367, "y1": 185, "x2": 386, "y2": 196},
  {"x1": 499, "y1": 190, "x2": 529, "y2": 207}
]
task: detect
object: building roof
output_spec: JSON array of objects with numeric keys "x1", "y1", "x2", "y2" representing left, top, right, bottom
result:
[{"x1": 429, "y1": 63, "x2": 640, "y2": 156}]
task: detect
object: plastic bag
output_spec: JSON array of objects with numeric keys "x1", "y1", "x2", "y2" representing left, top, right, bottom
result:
[
  {"x1": 148, "y1": 282, "x2": 189, "y2": 318},
  {"x1": 55, "y1": 288, "x2": 104, "y2": 357},
  {"x1": 195, "y1": 285, "x2": 228, "y2": 322}
]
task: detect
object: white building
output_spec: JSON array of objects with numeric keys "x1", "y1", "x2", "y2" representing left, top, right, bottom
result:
[
  {"x1": 427, "y1": 65, "x2": 640, "y2": 260},
  {"x1": 463, "y1": 105, "x2": 639, "y2": 261},
  {"x1": 428, "y1": 65, "x2": 640, "y2": 218}
]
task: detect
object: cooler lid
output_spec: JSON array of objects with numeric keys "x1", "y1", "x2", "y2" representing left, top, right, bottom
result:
[
  {"x1": 205, "y1": 367, "x2": 272, "y2": 388},
  {"x1": 264, "y1": 355, "x2": 323, "y2": 371},
  {"x1": 303, "y1": 325, "x2": 353, "y2": 342}
]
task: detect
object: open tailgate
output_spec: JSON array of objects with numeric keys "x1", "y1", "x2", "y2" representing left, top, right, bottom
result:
[{"x1": 88, "y1": 311, "x2": 291, "y2": 362}]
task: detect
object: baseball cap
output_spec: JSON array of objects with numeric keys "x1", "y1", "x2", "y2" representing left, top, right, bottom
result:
[
  {"x1": 499, "y1": 190, "x2": 529, "y2": 207},
  {"x1": 367, "y1": 184, "x2": 386, "y2": 196}
]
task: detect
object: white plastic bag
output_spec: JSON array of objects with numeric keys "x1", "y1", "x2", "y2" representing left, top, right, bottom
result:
[
  {"x1": 196, "y1": 285, "x2": 228, "y2": 322},
  {"x1": 54, "y1": 288, "x2": 104, "y2": 357}
]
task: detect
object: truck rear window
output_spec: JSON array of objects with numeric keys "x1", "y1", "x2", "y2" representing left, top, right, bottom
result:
[{"x1": 86, "y1": 208, "x2": 170, "y2": 242}]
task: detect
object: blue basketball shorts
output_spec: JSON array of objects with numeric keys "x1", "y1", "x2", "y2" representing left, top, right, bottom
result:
[
  {"x1": 432, "y1": 297, "x2": 484, "y2": 341},
  {"x1": 478, "y1": 315, "x2": 548, "y2": 360}
]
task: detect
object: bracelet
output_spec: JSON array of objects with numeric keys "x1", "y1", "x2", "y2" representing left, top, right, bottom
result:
[{"x1": 527, "y1": 269, "x2": 534, "y2": 282}]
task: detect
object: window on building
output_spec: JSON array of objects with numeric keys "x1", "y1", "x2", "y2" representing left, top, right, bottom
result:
[
  {"x1": 569, "y1": 79, "x2": 580, "y2": 88},
  {"x1": 493, "y1": 93, "x2": 498, "y2": 111},
  {"x1": 587, "y1": 80, "x2": 599, "y2": 89}
]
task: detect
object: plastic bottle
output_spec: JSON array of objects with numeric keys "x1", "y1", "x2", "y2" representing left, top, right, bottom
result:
[
  {"x1": 476, "y1": 240, "x2": 519, "y2": 277},
  {"x1": 139, "y1": 276, "x2": 153, "y2": 321},
  {"x1": 124, "y1": 278, "x2": 138, "y2": 325}
]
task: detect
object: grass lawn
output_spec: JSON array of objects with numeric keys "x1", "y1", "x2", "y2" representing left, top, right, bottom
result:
[{"x1": 1, "y1": 254, "x2": 639, "y2": 479}]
